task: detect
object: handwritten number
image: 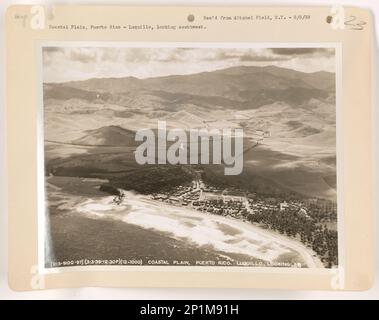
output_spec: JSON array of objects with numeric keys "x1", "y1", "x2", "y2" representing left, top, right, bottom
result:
[{"x1": 345, "y1": 15, "x2": 366, "y2": 31}]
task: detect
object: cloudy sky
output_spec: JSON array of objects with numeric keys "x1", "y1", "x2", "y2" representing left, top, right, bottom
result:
[{"x1": 43, "y1": 47, "x2": 335, "y2": 83}]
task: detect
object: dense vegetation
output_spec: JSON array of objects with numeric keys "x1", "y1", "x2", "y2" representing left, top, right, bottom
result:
[
  {"x1": 108, "y1": 165, "x2": 193, "y2": 194},
  {"x1": 243, "y1": 208, "x2": 338, "y2": 267},
  {"x1": 201, "y1": 166, "x2": 304, "y2": 200}
]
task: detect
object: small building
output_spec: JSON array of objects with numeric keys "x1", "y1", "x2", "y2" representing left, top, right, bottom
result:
[{"x1": 280, "y1": 201, "x2": 289, "y2": 211}]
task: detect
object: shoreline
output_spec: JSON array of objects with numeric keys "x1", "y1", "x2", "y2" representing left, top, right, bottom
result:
[
  {"x1": 137, "y1": 194, "x2": 324, "y2": 268},
  {"x1": 76, "y1": 189, "x2": 324, "y2": 268}
]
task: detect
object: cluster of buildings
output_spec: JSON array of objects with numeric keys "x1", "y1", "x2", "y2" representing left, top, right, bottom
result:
[
  {"x1": 150, "y1": 179, "x2": 334, "y2": 221},
  {"x1": 151, "y1": 179, "x2": 253, "y2": 217},
  {"x1": 192, "y1": 199, "x2": 248, "y2": 218}
]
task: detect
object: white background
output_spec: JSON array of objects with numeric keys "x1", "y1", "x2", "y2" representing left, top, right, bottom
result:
[{"x1": 0, "y1": 0, "x2": 378, "y2": 300}]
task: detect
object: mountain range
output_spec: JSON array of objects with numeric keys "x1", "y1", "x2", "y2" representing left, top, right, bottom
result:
[
  {"x1": 43, "y1": 65, "x2": 337, "y2": 200},
  {"x1": 44, "y1": 65, "x2": 335, "y2": 109}
]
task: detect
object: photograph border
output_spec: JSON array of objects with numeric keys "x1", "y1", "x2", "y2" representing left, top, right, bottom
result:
[{"x1": 36, "y1": 41, "x2": 344, "y2": 277}]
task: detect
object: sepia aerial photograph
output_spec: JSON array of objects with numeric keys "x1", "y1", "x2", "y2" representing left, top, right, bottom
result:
[{"x1": 42, "y1": 45, "x2": 338, "y2": 270}]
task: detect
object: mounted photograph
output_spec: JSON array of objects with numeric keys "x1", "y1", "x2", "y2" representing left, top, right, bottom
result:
[{"x1": 41, "y1": 44, "x2": 339, "y2": 271}]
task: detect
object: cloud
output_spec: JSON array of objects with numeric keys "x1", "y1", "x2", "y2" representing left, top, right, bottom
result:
[
  {"x1": 204, "y1": 49, "x2": 292, "y2": 62},
  {"x1": 43, "y1": 47, "x2": 64, "y2": 66},
  {"x1": 97, "y1": 48, "x2": 190, "y2": 64},
  {"x1": 239, "y1": 54, "x2": 290, "y2": 62},
  {"x1": 69, "y1": 48, "x2": 98, "y2": 63},
  {"x1": 43, "y1": 47, "x2": 98, "y2": 66},
  {"x1": 43, "y1": 47, "x2": 336, "y2": 83},
  {"x1": 43, "y1": 47, "x2": 64, "y2": 53},
  {"x1": 270, "y1": 48, "x2": 334, "y2": 57},
  {"x1": 100, "y1": 48, "x2": 121, "y2": 63},
  {"x1": 44, "y1": 47, "x2": 329, "y2": 65}
]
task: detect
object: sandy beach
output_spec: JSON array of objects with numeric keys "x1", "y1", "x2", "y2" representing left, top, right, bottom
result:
[{"x1": 75, "y1": 190, "x2": 323, "y2": 268}]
